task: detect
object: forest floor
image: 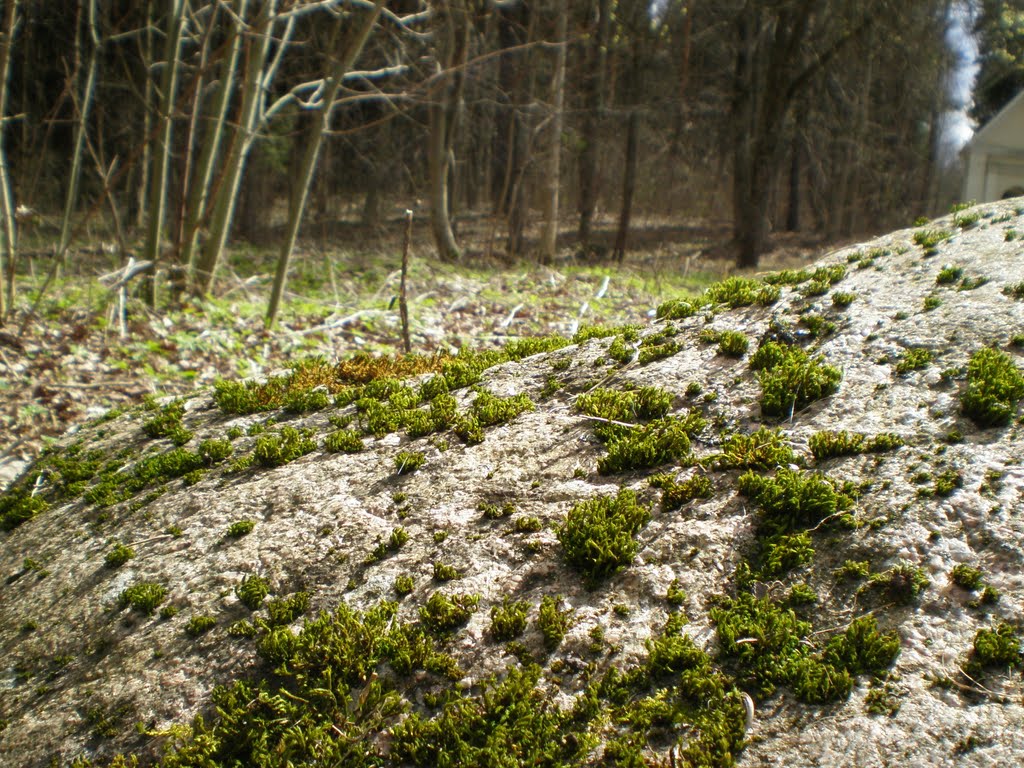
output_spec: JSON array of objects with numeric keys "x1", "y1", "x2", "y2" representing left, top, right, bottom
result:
[{"x1": 0, "y1": 215, "x2": 833, "y2": 486}]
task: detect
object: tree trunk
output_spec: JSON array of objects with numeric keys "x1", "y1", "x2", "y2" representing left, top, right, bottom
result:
[
  {"x1": 0, "y1": 0, "x2": 19, "y2": 320},
  {"x1": 180, "y1": 0, "x2": 246, "y2": 275},
  {"x1": 612, "y1": 112, "x2": 638, "y2": 263},
  {"x1": 577, "y1": 0, "x2": 611, "y2": 249},
  {"x1": 266, "y1": 1, "x2": 383, "y2": 328},
  {"x1": 540, "y1": 0, "x2": 568, "y2": 264},
  {"x1": 427, "y1": 1, "x2": 468, "y2": 263},
  {"x1": 56, "y1": 0, "x2": 99, "y2": 265},
  {"x1": 192, "y1": 1, "x2": 278, "y2": 295},
  {"x1": 140, "y1": 0, "x2": 185, "y2": 306}
]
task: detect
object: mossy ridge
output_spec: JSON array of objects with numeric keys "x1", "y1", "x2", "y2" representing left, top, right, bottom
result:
[{"x1": 213, "y1": 340, "x2": 571, "y2": 418}]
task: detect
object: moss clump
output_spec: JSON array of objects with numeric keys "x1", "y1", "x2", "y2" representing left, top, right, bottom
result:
[
  {"x1": 1003, "y1": 281, "x2": 1024, "y2": 300},
  {"x1": 253, "y1": 427, "x2": 317, "y2": 467},
  {"x1": 704, "y1": 276, "x2": 779, "y2": 308},
  {"x1": 960, "y1": 347, "x2": 1024, "y2": 427},
  {"x1": 936, "y1": 265, "x2": 964, "y2": 285},
  {"x1": 226, "y1": 519, "x2": 256, "y2": 538},
  {"x1": 913, "y1": 228, "x2": 951, "y2": 253},
  {"x1": 236, "y1": 574, "x2": 270, "y2": 610},
  {"x1": 715, "y1": 426, "x2": 795, "y2": 469},
  {"x1": 758, "y1": 531, "x2": 815, "y2": 579},
  {"x1": 738, "y1": 468, "x2": 854, "y2": 534},
  {"x1": 394, "y1": 574, "x2": 415, "y2": 596},
  {"x1": 750, "y1": 341, "x2": 842, "y2": 418},
  {"x1": 489, "y1": 597, "x2": 530, "y2": 641},
  {"x1": 573, "y1": 323, "x2": 641, "y2": 343},
  {"x1": 453, "y1": 390, "x2": 535, "y2": 445},
  {"x1": 142, "y1": 400, "x2": 192, "y2": 445},
  {"x1": 712, "y1": 594, "x2": 898, "y2": 703},
  {"x1": 265, "y1": 591, "x2": 310, "y2": 627},
  {"x1": 798, "y1": 313, "x2": 836, "y2": 339},
  {"x1": 950, "y1": 564, "x2": 983, "y2": 590},
  {"x1": 395, "y1": 451, "x2": 425, "y2": 475},
  {"x1": 185, "y1": 615, "x2": 217, "y2": 637},
  {"x1": 809, "y1": 430, "x2": 904, "y2": 460},
  {"x1": 832, "y1": 291, "x2": 856, "y2": 308},
  {"x1": 419, "y1": 591, "x2": 479, "y2": 633},
  {"x1": 103, "y1": 542, "x2": 136, "y2": 569},
  {"x1": 834, "y1": 560, "x2": 871, "y2": 580},
  {"x1": 367, "y1": 527, "x2": 409, "y2": 563},
  {"x1": 118, "y1": 582, "x2": 168, "y2": 615},
  {"x1": 717, "y1": 330, "x2": 749, "y2": 357},
  {"x1": 575, "y1": 386, "x2": 672, "y2": 423},
  {"x1": 966, "y1": 623, "x2": 1022, "y2": 675},
  {"x1": 649, "y1": 472, "x2": 713, "y2": 510},
  {"x1": 324, "y1": 428, "x2": 364, "y2": 453},
  {"x1": 558, "y1": 489, "x2": 651, "y2": 583},
  {"x1": 598, "y1": 415, "x2": 702, "y2": 474},
  {"x1": 895, "y1": 348, "x2": 933, "y2": 374},
  {"x1": 513, "y1": 515, "x2": 543, "y2": 533},
  {"x1": 197, "y1": 438, "x2": 233, "y2": 464},
  {"x1": 537, "y1": 595, "x2": 574, "y2": 651},
  {"x1": 655, "y1": 297, "x2": 705, "y2": 321},
  {"x1": 432, "y1": 562, "x2": 461, "y2": 581}
]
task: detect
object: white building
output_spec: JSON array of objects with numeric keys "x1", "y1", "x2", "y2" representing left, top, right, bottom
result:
[{"x1": 962, "y1": 89, "x2": 1024, "y2": 202}]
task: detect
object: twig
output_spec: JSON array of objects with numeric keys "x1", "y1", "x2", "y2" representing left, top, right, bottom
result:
[{"x1": 399, "y1": 209, "x2": 412, "y2": 354}]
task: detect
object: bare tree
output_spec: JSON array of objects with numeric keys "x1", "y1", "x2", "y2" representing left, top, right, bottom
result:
[
  {"x1": 266, "y1": 0, "x2": 385, "y2": 327},
  {"x1": 0, "y1": 0, "x2": 20, "y2": 319},
  {"x1": 539, "y1": 0, "x2": 568, "y2": 264}
]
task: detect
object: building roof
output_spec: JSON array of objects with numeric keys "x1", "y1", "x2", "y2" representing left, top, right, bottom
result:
[{"x1": 968, "y1": 88, "x2": 1024, "y2": 150}]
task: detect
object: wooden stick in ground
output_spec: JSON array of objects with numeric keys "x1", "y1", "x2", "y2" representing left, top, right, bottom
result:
[{"x1": 399, "y1": 209, "x2": 413, "y2": 354}]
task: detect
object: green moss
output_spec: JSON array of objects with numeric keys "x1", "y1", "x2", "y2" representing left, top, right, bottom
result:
[
  {"x1": 489, "y1": 597, "x2": 529, "y2": 641},
  {"x1": 142, "y1": 400, "x2": 188, "y2": 442},
  {"x1": 236, "y1": 574, "x2": 270, "y2": 610},
  {"x1": 265, "y1": 591, "x2": 310, "y2": 627},
  {"x1": 558, "y1": 489, "x2": 651, "y2": 583},
  {"x1": 226, "y1": 519, "x2": 256, "y2": 538},
  {"x1": 513, "y1": 516, "x2": 543, "y2": 533},
  {"x1": 395, "y1": 451, "x2": 425, "y2": 475},
  {"x1": 253, "y1": 426, "x2": 317, "y2": 467},
  {"x1": 478, "y1": 501, "x2": 515, "y2": 520},
  {"x1": 575, "y1": 385, "x2": 672, "y2": 423},
  {"x1": 712, "y1": 594, "x2": 897, "y2": 703},
  {"x1": 950, "y1": 564, "x2": 983, "y2": 590},
  {"x1": 419, "y1": 591, "x2": 479, "y2": 633},
  {"x1": 573, "y1": 323, "x2": 641, "y2": 343},
  {"x1": 936, "y1": 265, "x2": 964, "y2": 285},
  {"x1": 933, "y1": 469, "x2": 962, "y2": 497},
  {"x1": 666, "y1": 578, "x2": 687, "y2": 606},
  {"x1": 758, "y1": 531, "x2": 815, "y2": 579},
  {"x1": 960, "y1": 347, "x2": 1024, "y2": 427},
  {"x1": 1003, "y1": 281, "x2": 1024, "y2": 300},
  {"x1": 737, "y1": 468, "x2": 854, "y2": 534},
  {"x1": 716, "y1": 330, "x2": 749, "y2": 357},
  {"x1": 503, "y1": 336, "x2": 572, "y2": 360},
  {"x1": 432, "y1": 562, "x2": 461, "y2": 581},
  {"x1": 831, "y1": 292, "x2": 856, "y2": 308},
  {"x1": 185, "y1": 615, "x2": 217, "y2": 637},
  {"x1": 913, "y1": 228, "x2": 951, "y2": 252},
  {"x1": 715, "y1": 426, "x2": 795, "y2": 469},
  {"x1": 649, "y1": 472, "x2": 713, "y2": 510},
  {"x1": 103, "y1": 542, "x2": 136, "y2": 569},
  {"x1": 704, "y1": 276, "x2": 779, "y2": 308},
  {"x1": 118, "y1": 582, "x2": 168, "y2": 615},
  {"x1": 324, "y1": 428, "x2": 364, "y2": 453},
  {"x1": 655, "y1": 297, "x2": 705, "y2": 320},
  {"x1": 967, "y1": 623, "x2": 1022, "y2": 674},
  {"x1": 597, "y1": 415, "x2": 702, "y2": 474},
  {"x1": 798, "y1": 313, "x2": 836, "y2": 339},
  {"x1": 923, "y1": 295, "x2": 942, "y2": 311},
  {"x1": 834, "y1": 560, "x2": 871, "y2": 580},
  {"x1": 750, "y1": 342, "x2": 842, "y2": 418},
  {"x1": 394, "y1": 574, "x2": 415, "y2": 597},
  {"x1": 537, "y1": 595, "x2": 574, "y2": 651}
]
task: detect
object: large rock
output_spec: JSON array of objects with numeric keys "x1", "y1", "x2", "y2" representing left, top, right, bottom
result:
[{"x1": 1, "y1": 201, "x2": 1023, "y2": 767}]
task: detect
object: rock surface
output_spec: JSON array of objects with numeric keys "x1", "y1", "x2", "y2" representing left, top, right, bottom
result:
[{"x1": 2, "y1": 201, "x2": 1023, "y2": 767}]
